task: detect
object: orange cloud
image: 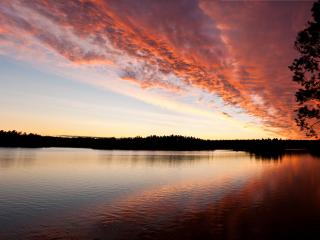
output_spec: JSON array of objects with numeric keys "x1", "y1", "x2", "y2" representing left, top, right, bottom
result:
[
  {"x1": 199, "y1": 0, "x2": 312, "y2": 137},
  {"x1": 0, "y1": 0, "x2": 314, "y2": 138}
]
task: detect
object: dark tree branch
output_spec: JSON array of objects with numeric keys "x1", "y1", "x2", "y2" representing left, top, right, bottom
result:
[{"x1": 289, "y1": 0, "x2": 320, "y2": 137}]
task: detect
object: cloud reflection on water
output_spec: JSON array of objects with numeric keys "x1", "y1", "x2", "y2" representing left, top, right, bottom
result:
[{"x1": 1, "y1": 149, "x2": 320, "y2": 240}]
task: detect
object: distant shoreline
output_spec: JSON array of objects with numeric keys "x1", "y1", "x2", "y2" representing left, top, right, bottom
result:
[{"x1": 1, "y1": 130, "x2": 319, "y2": 157}]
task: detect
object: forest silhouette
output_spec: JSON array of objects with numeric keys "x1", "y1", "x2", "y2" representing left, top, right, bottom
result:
[{"x1": 1, "y1": 130, "x2": 319, "y2": 160}]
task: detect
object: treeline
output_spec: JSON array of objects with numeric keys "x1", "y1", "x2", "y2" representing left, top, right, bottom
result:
[{"x1": 1, "y1": 130, "x2": 319, "y2": 155}]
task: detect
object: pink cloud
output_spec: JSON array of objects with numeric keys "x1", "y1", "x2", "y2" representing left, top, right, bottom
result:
[{"x1": 0, "y1": 0, "x2": 314, "y2": 138}]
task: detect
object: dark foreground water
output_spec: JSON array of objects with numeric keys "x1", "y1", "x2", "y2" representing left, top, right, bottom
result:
[{"x1": 1, "y1": 148, "x2": 320, "y2": 240}]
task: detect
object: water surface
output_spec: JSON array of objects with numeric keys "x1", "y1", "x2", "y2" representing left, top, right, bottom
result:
[{"x1": 1, "y1": 148, "x2": 320, "y2": 239}]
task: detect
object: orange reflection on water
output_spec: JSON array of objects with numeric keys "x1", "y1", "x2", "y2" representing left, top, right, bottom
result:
[
  {"x1": 87, "y1": 153, "x2": 320, "y2": 240},
  {"x1": 2, "y1": 149, "x2": 320, "y2": 240}
]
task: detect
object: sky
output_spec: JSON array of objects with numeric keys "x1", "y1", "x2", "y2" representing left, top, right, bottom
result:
[{"x1": 0, "y1": 0, "x2": 315, "y2": 139}]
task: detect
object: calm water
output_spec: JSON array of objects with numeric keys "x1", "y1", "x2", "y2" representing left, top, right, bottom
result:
[{"x1": 1, "y1": 148, "x2": 320, "y2": 240}]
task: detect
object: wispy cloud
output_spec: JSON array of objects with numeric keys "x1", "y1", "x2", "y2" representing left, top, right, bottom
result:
[{"x1": 0, "y1": 0, "x2": 313, "y2": 138}]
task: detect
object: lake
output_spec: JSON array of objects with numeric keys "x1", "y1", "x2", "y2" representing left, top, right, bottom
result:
[{"x1": 1, "y1": 148, "x2": 320, "y2": 240}]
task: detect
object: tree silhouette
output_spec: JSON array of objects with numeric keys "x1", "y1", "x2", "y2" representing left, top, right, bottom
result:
[{"x1": 289, "y1": 0, "x2": 320, "y2": 137}]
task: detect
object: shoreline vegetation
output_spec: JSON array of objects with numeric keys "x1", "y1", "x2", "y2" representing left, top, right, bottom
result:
[{"x1": 1, "y1": 130, "x2": 320, "y2": 158}]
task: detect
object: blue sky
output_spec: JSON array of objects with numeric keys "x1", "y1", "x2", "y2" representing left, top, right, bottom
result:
[{"x1": 0, "y1": 0, "x2": 313, "y2": 139}]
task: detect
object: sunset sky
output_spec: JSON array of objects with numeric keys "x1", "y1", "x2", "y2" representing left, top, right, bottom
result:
[{"x1": 0, "y1": 0, "x2": 314, "y2": 139}]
